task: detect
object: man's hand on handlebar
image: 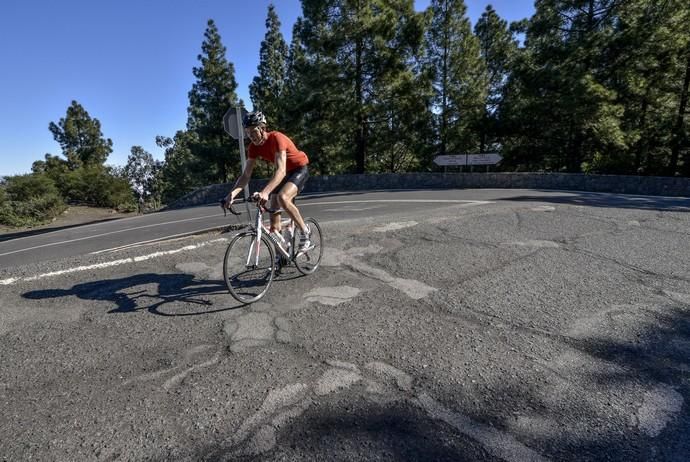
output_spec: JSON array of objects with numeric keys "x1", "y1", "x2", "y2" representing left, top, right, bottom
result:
[
  {"x1": 253, "y1": 191, "x2": 269, "y2": 204},
  {"x1": 220, "y1": 195, "x2": 241, "y2": 216},
  {"x1": 220, "y1": 191, "x2": 272, "y2": 216}
]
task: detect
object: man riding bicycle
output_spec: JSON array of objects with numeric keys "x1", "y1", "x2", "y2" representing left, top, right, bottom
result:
[{"x1": 223, "y1": 111, "x2": 312, "y2": 252}]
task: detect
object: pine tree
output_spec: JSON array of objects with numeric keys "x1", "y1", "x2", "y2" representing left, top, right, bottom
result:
[
  {"x1": 155, "y1": 132, "x2": 203, "y2": 203},
  {"x1": 282, "y1": 18, "x2": 307, "y2": 138},
  {"x1": 249, "y1": 4, "x2": 289, "y2": 130},
  {"x1": 502, "y1": 0, "x2": 626, "y2": 172},
  {"x1": 609, "y1": 0, "x2": 690, "y2": 175},
  {"x1": 474, "y1": 5, "x2": 518, "y2": 153},
  {"x1": 423, "y1": 0, "x2": 487, "y2": 158},
  {"x1": 48, "y1": 100, "x2": 113, "y2": 170},
  {"x1": 285, "y1": 16, "x2": 352, "y2": 174},
  {"x1": 187, "y1": 19, "x2": 239, "y2": 183},
  {"x1": 298, "y1": 0, "x2": 428, "y2": 173}
]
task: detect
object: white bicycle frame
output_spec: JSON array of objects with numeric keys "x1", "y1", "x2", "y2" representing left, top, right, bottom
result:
[{"x1": 246, "y1": 202, "x2": 295, "y2": 267}]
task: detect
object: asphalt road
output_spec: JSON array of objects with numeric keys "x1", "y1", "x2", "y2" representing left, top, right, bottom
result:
[
  {"x1": 0, "y1": 189, "x2": 501, "y2": 269},
  {"x1": 1, "y1": 188, "x2": 689, "y2": 461},
  {"x1": 1, "y1": 189, "x2": 688, "y2": 271}
]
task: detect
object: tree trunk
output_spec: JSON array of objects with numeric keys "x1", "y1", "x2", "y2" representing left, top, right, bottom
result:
[
  {"x1": 479, "y1": 110, "x2": 488, "y2": 153},
  {"x1": 440, "y1": 29, "x2": 449, "y2": 157},
  {"x1": 670, "y1": 51, "x2": 690, "y2": 176},
  {"x1": 635, "y1": 95, "x2": 650, "y2": 173},
  {"x1": 570, "y1": 132, "x2": 584, "y2": 172},
  {"x1": 355, "y1": 36, "x2": 366, "y2": 174}
]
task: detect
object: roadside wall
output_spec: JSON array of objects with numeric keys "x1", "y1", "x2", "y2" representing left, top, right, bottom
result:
[{"x1": 168, "y1": 172, "x2": 690, "y2": 209}]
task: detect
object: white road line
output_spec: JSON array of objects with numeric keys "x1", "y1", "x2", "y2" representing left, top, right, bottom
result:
[
  {"x1": 0, "y1": 238, "x2": 227, "y2": 286},
  {"x1": 0, "y1": 199, "x2": 495, "y2": 285},
  {"x1": 0, "y1": 213, "x2": 222, "y2": 257},
  {"x1": 0, "y1": 213, "x2": 147, "y2": 245},
  {"x1": 88, "y1": 226, "x2": 230, "y2": 255},
  {"x1": 1, "y1": 200, "x2": 491, "y2": 258},
  {"x1": 304, "y1": 199, "x2": 492, "y2": 205}
]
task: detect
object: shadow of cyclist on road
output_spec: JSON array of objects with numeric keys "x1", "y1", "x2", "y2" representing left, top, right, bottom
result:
[{"x1": 23, "y1": 273, "x2": 242, "y2": 316}]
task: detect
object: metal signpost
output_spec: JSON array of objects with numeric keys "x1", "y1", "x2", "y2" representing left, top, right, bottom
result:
[{"x1": 223, "y1": 106, "x2": 249, "y2": 199}]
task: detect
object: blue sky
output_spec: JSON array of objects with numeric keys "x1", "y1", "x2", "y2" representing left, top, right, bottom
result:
[{"x1": 0, "y1": 0, "x2": 534, "y2": 177}]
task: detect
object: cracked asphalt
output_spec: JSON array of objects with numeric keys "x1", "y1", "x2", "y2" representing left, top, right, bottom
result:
[{"x1": 1, "y1": 189, "x2": 689, "y2": 461}]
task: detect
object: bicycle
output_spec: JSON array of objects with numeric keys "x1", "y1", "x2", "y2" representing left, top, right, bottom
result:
[{"x1": 220, "y1": 193, "x2": 323, "y2": 304}]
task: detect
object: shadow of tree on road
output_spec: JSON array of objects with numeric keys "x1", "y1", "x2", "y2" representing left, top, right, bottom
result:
[
  {"x1": 563, "y1": 303, "x2": 690, "y2": 460},
  {"x1": 22, "y1": 273, "x2": 243, "y2": 316},
  {"x1": 469, "y1": 302, "x2": 690, "y2": 461},
  {"x1": 498, "y1": 191, "x2": 690, "y2": 212},
  {"x1": 199, "y1": 399, "x2": 500, "y2": 462}
]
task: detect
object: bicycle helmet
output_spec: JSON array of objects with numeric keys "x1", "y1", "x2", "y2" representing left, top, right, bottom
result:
[{"x1": 242, "y1": 111, "x2": 267, "y2": 128}]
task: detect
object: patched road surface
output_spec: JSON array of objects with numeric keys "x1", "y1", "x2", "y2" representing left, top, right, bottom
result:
[{"x1": 1, "y1": 189, "x2": 689, "y2": 461}]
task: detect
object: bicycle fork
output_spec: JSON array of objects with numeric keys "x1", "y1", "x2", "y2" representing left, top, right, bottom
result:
[
  {"x1": 245, "y1": 214, "x2": 267, "y2": 267},
  {"x1": 245, "y1": 227, "x2": 291, "y2": 269},
  {"x1": 246, "y1": 230, "x2": 262, "y2": 268}
]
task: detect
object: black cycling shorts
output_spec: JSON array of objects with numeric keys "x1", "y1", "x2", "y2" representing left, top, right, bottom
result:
[{"x1": 271, "y1": 165, "x2": 309, "y2": 195}]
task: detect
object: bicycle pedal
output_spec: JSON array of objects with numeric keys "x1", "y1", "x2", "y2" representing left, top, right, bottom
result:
[{"x1": 295, "y1": 246, "x2": 315, "y2": 258}]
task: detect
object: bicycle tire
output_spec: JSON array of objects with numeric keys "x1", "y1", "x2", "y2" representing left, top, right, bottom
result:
[
  {"x1": 294, "y1": 217, "x2": 323, "y2": 275},
  {"x1": 223, "y1": 232, "x2": 275, "y2": 304}
]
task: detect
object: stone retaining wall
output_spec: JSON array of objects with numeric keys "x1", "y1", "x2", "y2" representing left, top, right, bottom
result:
[{"x1": 168, "y1": 173, "x2": 690, "y2": 209}]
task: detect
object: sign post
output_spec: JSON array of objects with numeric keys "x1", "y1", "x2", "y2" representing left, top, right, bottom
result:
[{"x1": 223, "y1": 107, "x2": 249, "y2": 199}]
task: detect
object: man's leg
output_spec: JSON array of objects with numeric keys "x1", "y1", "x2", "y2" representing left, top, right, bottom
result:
[
  {"x1": 277, "y1": 183, "x2": 313, "y2": 252},
  {"x1": 277, "y1": 183, "x2": 307, "y2": 233},
  {"x1": 269, "y1": 194, "x2": 281, "y2": 232}
]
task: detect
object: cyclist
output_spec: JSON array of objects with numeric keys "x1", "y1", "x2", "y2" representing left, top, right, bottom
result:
[{"x1": 224, "y1": 111, "x2": 312, "y2": 252}]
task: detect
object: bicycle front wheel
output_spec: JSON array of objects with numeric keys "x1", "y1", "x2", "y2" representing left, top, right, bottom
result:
[
  {"x1": 294, "y1": 217, "x2": 323, "y2": 275},
  {"x1": 223, "y1": 232, "x2": 275, "y2": 304}
]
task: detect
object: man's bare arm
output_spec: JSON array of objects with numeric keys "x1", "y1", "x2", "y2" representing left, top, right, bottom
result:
[{"x1": 226, "y1": 157, "x2": 257, "y2": 202}]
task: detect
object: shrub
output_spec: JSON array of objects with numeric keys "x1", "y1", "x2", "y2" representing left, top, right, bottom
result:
[
  {"x1": 0, "y1": 174, "x2": 67, "y2": 227},
  {"x1": 4, "y1": 174, "x2": 60, "y2": 201},
  {"x1": 61, "y1": 167, "x2": 135, "y2": 209},
  {"x1": 0, "y1": 193, "x2": 67, "y2": 227}
]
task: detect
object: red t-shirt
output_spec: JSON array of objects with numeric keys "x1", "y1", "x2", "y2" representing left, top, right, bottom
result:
[{"x1": 248, "y1": 131, "x2": 309, "y2": 171}]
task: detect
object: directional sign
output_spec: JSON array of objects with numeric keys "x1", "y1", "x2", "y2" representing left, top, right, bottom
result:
[
  {"x1": 433, "y1": 155, "x2": 467, "y2": 166},
  {"x1": 467, "y1": 153, "x2": 502, "y2": 165},
  {"x1": 433, "y1": 153, "x2": 502, "y2": 166},
  {"x1": 223, "y1": 107, "x2": 248, "y2": 140}
]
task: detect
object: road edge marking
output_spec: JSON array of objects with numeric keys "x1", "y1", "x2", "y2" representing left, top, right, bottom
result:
[{"x1": 0, "y1": 238, "x2": 227, "y2": 286}]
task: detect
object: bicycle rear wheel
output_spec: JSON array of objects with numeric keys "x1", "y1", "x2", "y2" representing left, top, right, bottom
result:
[
  {"x1": 294, "y1": 217, "x2": 323, "y2": 275},
  {"x1": 223, "y1": 232, "x2": 275, "y2": 304}
]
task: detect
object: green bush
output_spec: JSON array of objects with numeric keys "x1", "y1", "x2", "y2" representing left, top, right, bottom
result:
[
  {"x1": 0, "y1": 193, "x2": 67, "y2": 227},
  {"x1": 4, "y1": 174, "x2": 60, "y2": 201},
  {"x1": 581, "y1": 151, "x2": 635, "y2": 175},
  {"x1": 0, "y1": 174, "x2": 67, "y2": 227},
  {"x1": 61, "y1": 167, "x2": 135, "y2": 209}
]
